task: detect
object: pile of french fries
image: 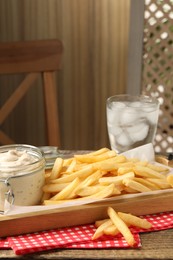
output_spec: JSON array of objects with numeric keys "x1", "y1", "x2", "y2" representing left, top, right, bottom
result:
[
  {"x1": 42, "y1": 147, "x2": 173, "y2": 205},
  {"x1": 92, "y1": 207, "x2": 152, "y2": 246}
]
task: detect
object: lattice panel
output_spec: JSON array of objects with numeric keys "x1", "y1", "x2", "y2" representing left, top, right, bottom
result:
[{"x1": 142, "y1": 0, "x2": 173, "y2": 153}]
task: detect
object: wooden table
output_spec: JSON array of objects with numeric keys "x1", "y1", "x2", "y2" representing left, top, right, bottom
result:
[
  {"x1": 0, "y1": 149, "x2": 173, "y2": 259},
  {"x1": 0, "y1": 228, "x2": 173, "y2": 259}
]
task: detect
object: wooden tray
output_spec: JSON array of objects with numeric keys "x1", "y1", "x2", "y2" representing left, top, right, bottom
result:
[{"x1": 0, "y1": 190, "x2": 173, "y2": 237}]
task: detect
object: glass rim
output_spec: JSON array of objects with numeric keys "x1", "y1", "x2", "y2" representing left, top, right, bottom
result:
[{"x1": 107, "y1": 94, "x2": 160, "y2": 106}]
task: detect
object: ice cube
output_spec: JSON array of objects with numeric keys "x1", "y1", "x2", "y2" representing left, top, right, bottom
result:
[
  {"x1": 126, "y1": 121, "x2": 149, "y2": 142},
  {"x1": 142, "y1": 100, "x2": 156, "y2": 109},
  {"x1": 107, "y1": 102, "x2": 125, "y2": 125},
  {"x1": 116, "y1": 131, "x2": 134, "y2": 147},
  {"x1": 142, "y1": 106, "x2": 159, "y2": 124},
  {"x1": 107, "y1": 109, "x2": 119, "y2": 125},
  {"x1": 109, "y1": 126, "x2": 123, "y2": 136},
  {"x1": 130, "y1": 101, "x2": 142, "y2": 108},
  {"x1": 120, "y1": 107, "x2": 140, "y2": 125},
  {"x1": 110, "y1": 101, "x2": 126, "y2": 110}
]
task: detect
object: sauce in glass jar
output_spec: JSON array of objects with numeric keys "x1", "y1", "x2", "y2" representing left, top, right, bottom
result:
[{"x1": 0, "y1": 144, "x2": 45, "y2": 213}]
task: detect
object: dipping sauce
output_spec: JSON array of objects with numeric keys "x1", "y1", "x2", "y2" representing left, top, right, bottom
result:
[
  {"x1": 0, "y1": 144, "x2": 45, "y2": 212},
  {"x1": 0, "y1": 150, "x2": 38, "y2": 169}
]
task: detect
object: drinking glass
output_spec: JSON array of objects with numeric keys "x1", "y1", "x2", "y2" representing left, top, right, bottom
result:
[{"x1": 106, "y1": 94, "x2": 160, "y2": 153}]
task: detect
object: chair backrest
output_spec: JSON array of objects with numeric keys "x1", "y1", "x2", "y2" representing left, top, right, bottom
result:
[{"x1": 0, "y1": 39, "x2": 63, "y2": 146}]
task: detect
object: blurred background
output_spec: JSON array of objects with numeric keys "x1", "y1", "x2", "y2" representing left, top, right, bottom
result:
[
  {"x1": 0, "y1": 0, "x2": 130, "y2": 150},
  {"x1": 0, "y1": 0, "x2": 173, "y2": 153}
]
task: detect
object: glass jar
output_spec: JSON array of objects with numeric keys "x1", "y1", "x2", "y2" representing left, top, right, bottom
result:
[{"x1": 0, "y1": 144, "x2": 46, "y2": 213}]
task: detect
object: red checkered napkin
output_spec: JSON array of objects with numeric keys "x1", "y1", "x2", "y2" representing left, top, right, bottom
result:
[
  {"x1": 132, "y1": 211, "x2": 173, "y2": 233},
  {"x1": 7, "y1": 225, "x2": 141, "y2": 255},
  {"x1": 1, "y1": 211, "x2": 173, "y2": 255},
  {"x1": 0, "y1": 239, "x2": 10, "y2": 249}
]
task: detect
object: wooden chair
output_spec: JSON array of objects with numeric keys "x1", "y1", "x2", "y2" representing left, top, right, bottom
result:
[{"x1": 0, "y1": 39, "x2": 63, "y2": 146}]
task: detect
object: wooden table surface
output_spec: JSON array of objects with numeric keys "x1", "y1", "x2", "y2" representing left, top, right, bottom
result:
[
  {"x1": 1, "y1": 149, "x2": 173, "y2": 259},
  {"x1": 0, "y1": 228, "x2": 173, "y2": 259}
]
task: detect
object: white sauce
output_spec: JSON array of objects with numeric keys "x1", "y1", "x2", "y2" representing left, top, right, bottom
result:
[
  {"x1": 0, "y1": 149, "x2": 37, "y2": 168},
  {"x1": 0, "y1": 148, "x2": 45, "y2": 211}
]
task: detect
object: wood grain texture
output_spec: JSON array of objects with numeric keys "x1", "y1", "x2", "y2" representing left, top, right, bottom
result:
[
  {"x1": 0, "y1": 0, "x2": 130, "y2": 149},
  {"x1": 0, "y1": 40, "x2": 63, "y2": 73},
  {"x1": 0, "y1": 39, "x2": 62, "y2": 146}
]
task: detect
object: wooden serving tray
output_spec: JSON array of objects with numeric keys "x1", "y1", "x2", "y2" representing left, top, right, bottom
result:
[{"x1": 0, "y1": 190, "x2": 173, "y2": 237}]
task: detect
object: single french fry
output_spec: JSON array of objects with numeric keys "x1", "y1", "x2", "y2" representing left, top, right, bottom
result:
[
  {"x1": 67, "y1": 158, "x2": 77, "y2": 172},
  {"x1": 66, "y1": 186, "x2": 80, "y2": 199},
  {"x1": 133, "y1": 177, "x2": 160, "y2": 190},
  {"x1": 103, "y1": 224, "x2": 119, "y2": 236},
  {"x1": 43, "y1": 200, "x2": 68, "y2": 205},
  {"x1": 50, "y1": 177, "x2": 80, "y2": 201},
  {"x1": 155, "y1": 155, "x2": 169, "y2": 166},
  {"x1": 77, "y1": 170, "x2": 103, "y2": 189},
  {"x1": 49, "y1": 157, "x2": 64, "y2": 180},
  {"x1": 77, "y1": 184, "x2": 121, "y2": 197},
  {"x1": 118, "y1": 212, "x2": 152, "y2": 229},
  {"x1": 133, "y1": 165, "x2": 166, "y2": 179},
  {"x1": 95, "y1": 219, "x2": 110, "y2": 227},
  {"x1": 75, "y1": 150, "x2": 117, "y2": 163},
  {"x1": 78, "y1": 148, "x2": 110, "y2": 157},
  {"x1": 122, "y1": 179, "x2": 151, "y2": 193},
  {"x1": 99, "y1": 172, "x2": 135, "y2": 185},
  {"x1": 135, "y1": 161, "x2": 148, "y2": 167},
  {"x1": 85, "y1": 183, "x2": 115, "y2": 199},
  {"x1": 112, "y1": 155, "x2": 128, "y2": 163},
  {"x1": 117, "y1": 166, "x2": 134, "y2": 175},
  {"x1": 107, "y1": 207, "x2": 135, "y2": 246},
  {"x1": 88, "y1": 148, "x2": 111, "y2": 155},
  {"x1": 146, "y1": 178, "x2": 171, "y2": 189},
  {"x1": 93, "y1": 161, "x2": 118, "y2": 171},
  {"x1": 112, "y1": 186, "x2": 122, "y2": 195},
  {"x1": 75, "y1": 185, "x2": 104, "y2": 197},
  {"x1": 63, "y1": 158, "x2": 73, "y2": 167},
  {"x1": 147, "y1": 163, "x2": 169, "y2": 173},
  {"x1": 167, "y1": 174, "x2": 173, "y2": 187},
  {"x1": 72, "y1": 162, "x2": 89, "y2": 171},
  {"x1": 43, "y1": 182, "x2": 69, "y2": 193},
  {"x1": 123, "y1": 186, "x2": 137, "y2": 194},
  {"x1": 50, "y1": 165, "x2": 94, "y2": 184},
  {"x1": 93, "y1": 155, "x2": 128, "y2": 171},
  {"x1": 92, "y1": 219, "x2": 113, "y2": 240}
]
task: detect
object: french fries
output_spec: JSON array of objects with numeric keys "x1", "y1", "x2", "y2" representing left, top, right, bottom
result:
[
  {"x1": 108, "y1": 207, "x2": 135, "y2": 246},
  {"x1": 49, "y1": 157, "x2": 64, "y2": 180},
  {"x1": 117, "y1": 212, "x2": 152, "y2": 229},
  {"x1": 74, "y1": 150, "x2": 117, "y2": 163},
  {"x1": 99, "y1": 172, "x2": 135, "y2": 185},
  {"x1": 92, "y1": 219, "x2": 113, "y2": 240},
  {"x1": 41, "y1": 148, "x2": 172, "y2": 246},
  {"x1": 92, "y1": 207, "x2": 152, "y2": 246},
  {"x1": 167, "y1": 174, "x2": 173, "y2": 187},
  {"x1": 42, "y1": 147, "x2": 173, "y2": 205},
  {"x1": 122, "y1": 179, "x2": 152, "y2": 192},
  {"x1": 50, "y1": 177, "x2": 80, "y2": 200}
]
